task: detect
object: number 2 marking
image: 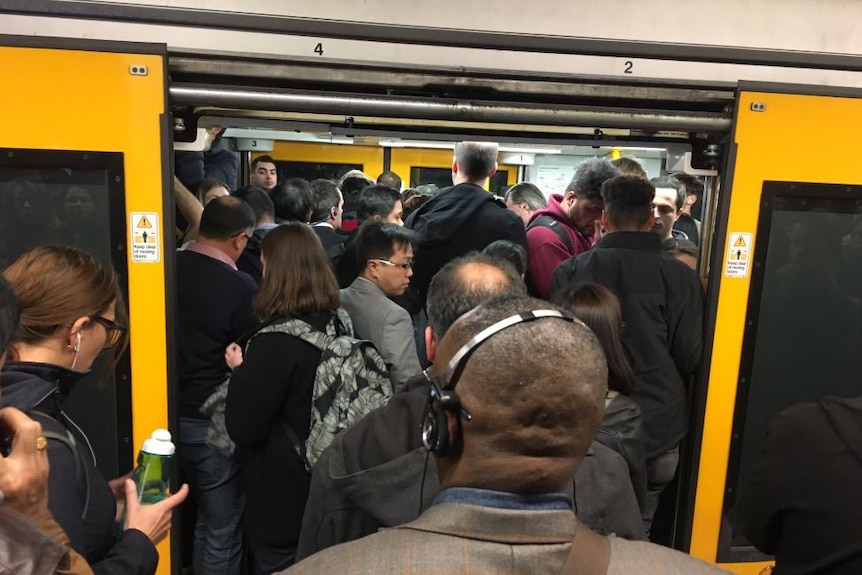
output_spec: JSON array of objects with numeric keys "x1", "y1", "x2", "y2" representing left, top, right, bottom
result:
[{"x1": 624, "y1": 60, "x2": 633, "y2": 74}]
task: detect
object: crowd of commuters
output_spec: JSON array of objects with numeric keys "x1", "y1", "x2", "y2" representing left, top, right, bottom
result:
[{"x1": 0, "y1": 142, "x2": 855, "y2": 575}]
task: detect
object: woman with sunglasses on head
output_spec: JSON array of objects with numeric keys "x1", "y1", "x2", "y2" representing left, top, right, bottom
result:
[{"x1": 0, "y1": 246, "x2": 188, "y2": 575}]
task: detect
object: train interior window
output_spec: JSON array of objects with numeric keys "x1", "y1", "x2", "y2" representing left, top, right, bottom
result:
[
  {"x1": 0, "y1": 151, "x2": 131, "y2": 478},
  {"x1": 719, "y1": 182, "x2": 862, "y2": 559},
  {"x1": 410, "y1": 166, "x2": 509, "y2": 194},
  {"x1": 274, "y1": 160, "x2": 362, "y2": 182}
]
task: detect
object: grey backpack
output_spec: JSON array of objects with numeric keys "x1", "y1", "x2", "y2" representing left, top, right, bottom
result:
[{"x1": 256, "y1": 308, "x2": 393, "y2": 469}]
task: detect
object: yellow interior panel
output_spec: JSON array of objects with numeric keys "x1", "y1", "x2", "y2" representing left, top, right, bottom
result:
[
  {"x1": 390, "y1": 147, "x2": 518, "y2": 188},
  {"x1": 265, "y1": 141, "x2": 385, "y2": 178},
  {"x1": 690, "y1": 89, "x2": 862, "y2": 574},
  {"x1": 0, "y1": 43, "x2": 171, "y2": 572}
]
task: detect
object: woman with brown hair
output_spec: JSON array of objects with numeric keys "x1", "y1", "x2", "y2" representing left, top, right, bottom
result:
[
  {"x1": 0, "y1": 246, "x2": 188, "y2": 575},
  {"x1": 553, "y1": 282, "x2": 647, "y2": 513},
  {"x1": 224, "y1": 222, "x2": 346, "y2": 574}
]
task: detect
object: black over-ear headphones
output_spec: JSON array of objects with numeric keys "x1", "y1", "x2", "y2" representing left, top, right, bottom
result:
[{"x1": 421, "y1": 309, "x2": 577, "y2": 457}]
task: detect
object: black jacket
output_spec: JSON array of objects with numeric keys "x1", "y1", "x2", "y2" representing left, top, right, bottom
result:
[
  {"x1": 552, "y1": 232, "x2": 704, "y2": 456},
  {"x1": 174, "y1": 140, "x2": 238, "y2": 193},
  {"x1": 736, "y1": 397, "x2": 862, "y2": 575},
  {"x1": 236, "y1": 225, "x2": 275, "y2": 286},
  {"x1": 296, "y1": 374, "x2": 644, "y2": 560},
  {"x1": 404, "y1": 183, "x2": 526, "y2": 311},
  {"x1": 673, "y1": 213, "x2": 700, "y2": 246},
  {"x1": 312, "y1": 225, "x2": 348, "y2": 255},
  {"x1": 0, "y1": 362, "x2": 158, "y2": 575},
  {"x1": 225, "y1": 312, "x2": 333, "y2": 545}
]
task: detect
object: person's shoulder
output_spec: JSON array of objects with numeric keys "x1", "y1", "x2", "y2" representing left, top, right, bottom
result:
[
  {"x1": 286, "y1": 529, "x2": 409, "y2": 574},
  {"x1": 608, "y1": 539, "x2": 732, "y2": 574}
]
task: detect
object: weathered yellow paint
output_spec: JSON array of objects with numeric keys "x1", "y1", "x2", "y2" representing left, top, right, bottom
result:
[
  {"x1": 264, "y1": 141, "x2": 385, "y2": 179},
  {"x1": 0, "y1": 44, "x2": 172, "y2": 572},
  {"x1": 691, "y1": 89, "x2": 862, "y2": 574}
]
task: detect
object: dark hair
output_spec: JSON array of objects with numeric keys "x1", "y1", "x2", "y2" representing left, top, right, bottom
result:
[
  {"x1": 482, "y1": 240, "x2": 528, "y2": 277},
  {"x1": 255, "y1": 222, "x2": 340, "y2": 318},
  {"x1": 271, "y1": 178, "x2": 313, "y2": 223},
  {"x1": 232, "y1": 185, "x2": 275, "y2": 224},
  {"x1": 339, "y1": 171, "x2": 374, "y2": 213},
  {"x1": 4, "y1": 246, "x2": 128, "y2": 359},
  {"x1": 199, "y1": 196, "x2": 256, "y2": 240},
  {"x1": 0, "y1": 275, "x2": 20, "y2": 355},
  {"x1": 552, "y1": 283, "x2": 635, "y2": 395},
  {"x1": 355, "y1": 221, "x2": 416, "y2": 268},
  {"x1": 650, "y1": 176, "x2": 686, "y2": 210},
  {"x1": 357, "y1": 184, "x2": 402, "y2": 222},
  {"x1": 663, "y1": 238, "x2": 699, "y2": 259},
  {"x1": 426, "y1": 252, "x2": 526, "y2": 339},
  {"x1": 610, "y1": 157, "x2": 648, "y2": 179},
  {"x1": 377, "y1": 171, "x2": 403, "y2": 191},
  {"x1": 309, "y1": 179, "x2": 342, "y2": 222},
  {"x1": 504, "y1": 183, "x2": 547, "y2": 211},
  {"x1": 196, "y1": 178, "x2": 230, "y2": 203},
  {"x1": 402, "y1": 193, "x2": 434, "y2": 219},
  {"x1": 454, "y1": 142, "x2": 498, "y2": 181},
  {"x1": 601, "y1": 176, "x2": 655, "y2": 230},
  {"x1": 251, "y1": 155, "x2": 275, "y2": 170},
  {"x1": 672, "y1": 173, "x2": 704, "y2": 200},
  {"x1": 567, "y1": 157, "x2": 621, "y2": 201}
]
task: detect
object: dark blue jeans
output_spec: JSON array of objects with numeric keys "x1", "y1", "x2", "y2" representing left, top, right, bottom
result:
[{"x1": 179, "y1": 417, "x2": 244, "y2": 575}]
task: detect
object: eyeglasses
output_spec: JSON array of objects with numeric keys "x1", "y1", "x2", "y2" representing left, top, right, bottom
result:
[
  {"x1": 371, "y1": 258, "x2": 413, "y2": 272},
  {"x1": 90, "y1": 316, "x2": 127, "y2": 349},
  {"x1": 232, "y1": 231, "x2": 253, "y2": 241}
]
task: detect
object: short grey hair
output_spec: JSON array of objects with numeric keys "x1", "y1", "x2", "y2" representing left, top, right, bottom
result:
[
  {"x1": 650, "y1": 176, "x2": 686, "y2": 210},
  {"x1": 505, "y1": 182, "x2": 547, "y2": 211},
  {"x1": 566, "y1": 158, "x2": 620, "y2": 201},
  {"x1": 454, "y1": 142, "x2": 499, "y2": 181}
]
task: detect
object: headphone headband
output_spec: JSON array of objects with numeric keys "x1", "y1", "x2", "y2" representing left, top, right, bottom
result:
[{"x1": 439, "y1": 309, "x2": 578, "y2": 391}]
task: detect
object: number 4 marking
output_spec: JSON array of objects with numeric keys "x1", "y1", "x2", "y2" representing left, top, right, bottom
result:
[{"x1": 314, "y1": 43, "x2": 324, "y2": 56}]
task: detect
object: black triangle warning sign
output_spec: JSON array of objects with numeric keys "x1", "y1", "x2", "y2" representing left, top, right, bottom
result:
[
  {"x1": 137, "y1": 215, "x2": 153, "y2": 229},
  {"x1": 733, "y1": 235, "x2": 747, "y2": 248}
]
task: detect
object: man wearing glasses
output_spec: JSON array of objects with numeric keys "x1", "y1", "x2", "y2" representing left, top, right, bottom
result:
[{"x1": 340, "y1": 222, "x2": 423, "y2": 387}]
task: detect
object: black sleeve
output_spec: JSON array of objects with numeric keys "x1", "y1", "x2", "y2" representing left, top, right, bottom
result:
[
  {"x1": 225, "y1": 333, "x2": 297, "y2": 447},
  {"x1": 735, "y1": 408, "x2": 804, "y2": 554},
  {"x1": 668, "y1": 269, "x2": 705, "y2": 378},
  {"x1": 551, "y1": 259, "x2": 576, "y2": 297},
  {"x1": 46, "y1": 442, "x2": 159, "y2": 575},
  {"x1": 229, "y1": 277, "x2": 258, "y2": 342},
  {"x1": 506, "y1": 214, "x2": 528, "y2": 249},
  {"x1": 174, "y1": 152, "x2": 205, "y2": 194},
  {"x1": 207, "y1": 150, "x2": 238, "y2": 191}
]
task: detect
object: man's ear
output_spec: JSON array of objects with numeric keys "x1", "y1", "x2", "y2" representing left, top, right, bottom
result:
[
  {"x1": 425, "y1": 326, "x2": 436, "y2": 362},
  {"x1": 488, "y1": 161, "x2": 498, "y2": 178},
  {"x1": 646, "y1": 212, "x2": 656, "y2": 229},
  {"x1": 452, "y1": 158, "x2": 459, "y2": 175},
  {"x1": 600, "y1": 210, "x2": 610, "y2": 230}
]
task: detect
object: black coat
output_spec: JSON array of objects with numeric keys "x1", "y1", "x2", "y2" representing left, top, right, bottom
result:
[
  {"x1": 553, "y1": 232, "x2": 704, "y2": 456},
  {"x1": 404, "y1": 183, "x2": 526, "y2": 312},
  {"x1": 224, "y1": 312, "x2": 332, "y2": 545},
  {"x1": 736, "y1": 397, "x2": 862, "y2": 575},
  {"x1": 0, "y1": 363, "x2": 158, "y2": 575}
]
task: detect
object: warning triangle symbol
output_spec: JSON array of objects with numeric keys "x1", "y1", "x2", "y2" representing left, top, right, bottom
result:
[
  {"x1": 733, "y1": 235, "x2": 747, "y2": 247},
  {"x1": 137, "y1": 215, "x2": 153, "y2": 229}
]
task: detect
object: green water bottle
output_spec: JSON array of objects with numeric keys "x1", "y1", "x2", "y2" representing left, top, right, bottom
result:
[{"x1": 132, "y1": 429, "x2": 175, "y2": 504}]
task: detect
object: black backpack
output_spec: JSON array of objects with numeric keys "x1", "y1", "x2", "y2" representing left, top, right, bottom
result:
[
  {"x1": 527, "y1": 215, "x2": 573, "y2": 253},
  {"x1": 28, "y1": 411, "x2": 90, "y2": 520}
]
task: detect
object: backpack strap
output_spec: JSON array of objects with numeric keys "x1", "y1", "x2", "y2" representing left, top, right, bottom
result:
[
  {"x1": 559, "y1": 522, "x2": 611, "y2": 575},
  {"x1": 528, "y1": 215, "x2": 574, "y2": 253},
  {"x1": 28, "y1": 411, "x2": 90, "y2": 521}
]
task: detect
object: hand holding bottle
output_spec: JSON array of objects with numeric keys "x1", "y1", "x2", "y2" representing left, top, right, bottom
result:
[{"x1": 123, "y1": 479, "x2": 188, "y2": 545}]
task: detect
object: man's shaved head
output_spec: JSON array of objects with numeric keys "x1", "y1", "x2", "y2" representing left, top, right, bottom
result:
[{"x1": 433, "y1": 295, "x2": 607, "y2": 494}]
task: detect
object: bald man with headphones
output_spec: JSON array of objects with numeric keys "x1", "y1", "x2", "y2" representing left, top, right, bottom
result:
[{"x1": 283, "y1": 295, "x2": 728, "y2": 575}]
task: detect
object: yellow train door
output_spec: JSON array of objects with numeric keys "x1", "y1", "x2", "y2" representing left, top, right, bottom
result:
[
  {"x1": 0, "y1": 36, "x2": 176, "y2": 574},
  {"x1": 685, "y1": 84, "x2": 862, "y2": 574}
]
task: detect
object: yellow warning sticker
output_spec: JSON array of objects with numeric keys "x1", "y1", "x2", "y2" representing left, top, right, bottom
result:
[
  {"x1": 725, "y1": 232, "x2": 752, "y2": 278},
  {"x1": 130, "y1": 212, "x2": 160, "y2": 263}
]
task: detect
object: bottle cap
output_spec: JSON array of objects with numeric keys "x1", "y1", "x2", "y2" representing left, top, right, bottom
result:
[{"x1": 141, "y1": 428, "x2": 175, "y2": 456}]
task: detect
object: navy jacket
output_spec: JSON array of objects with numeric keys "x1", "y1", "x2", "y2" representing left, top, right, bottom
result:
[
  {"x1": 553, "y1": 232, "x2": 704, "y2": 456},
  {"x1": 0, "y1": 362, "x2": 159, "y2": 575},
  {"x1": 174, "y1": 140, "x2": 238, "y2": 192}
]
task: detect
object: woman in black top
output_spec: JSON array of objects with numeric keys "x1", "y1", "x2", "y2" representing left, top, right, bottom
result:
[
  {"x1": 224, "y1": 222, "x2": 345, "y2": 574},
  {"x1": 0, "y1": 246, "x2": 188, "y2": 575},
  {"x1": 554, "y1": 283, "x2": 648, "y2": 512}
]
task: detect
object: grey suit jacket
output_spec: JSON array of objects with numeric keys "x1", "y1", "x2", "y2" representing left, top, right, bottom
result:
[
  {"x1": 285, "y1": 502, "x2": 731, "y2": 575},
  {"x1": 340, "y1": 278, "x2": 422, "y2": 386}
]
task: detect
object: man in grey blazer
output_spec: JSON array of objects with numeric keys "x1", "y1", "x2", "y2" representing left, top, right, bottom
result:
[
  {"x1": 340, "y1": 222, "x2": 423, "y2": 387},
  {"x1": 284, "y1": 295, "x2": 729, "y2": 575}
]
